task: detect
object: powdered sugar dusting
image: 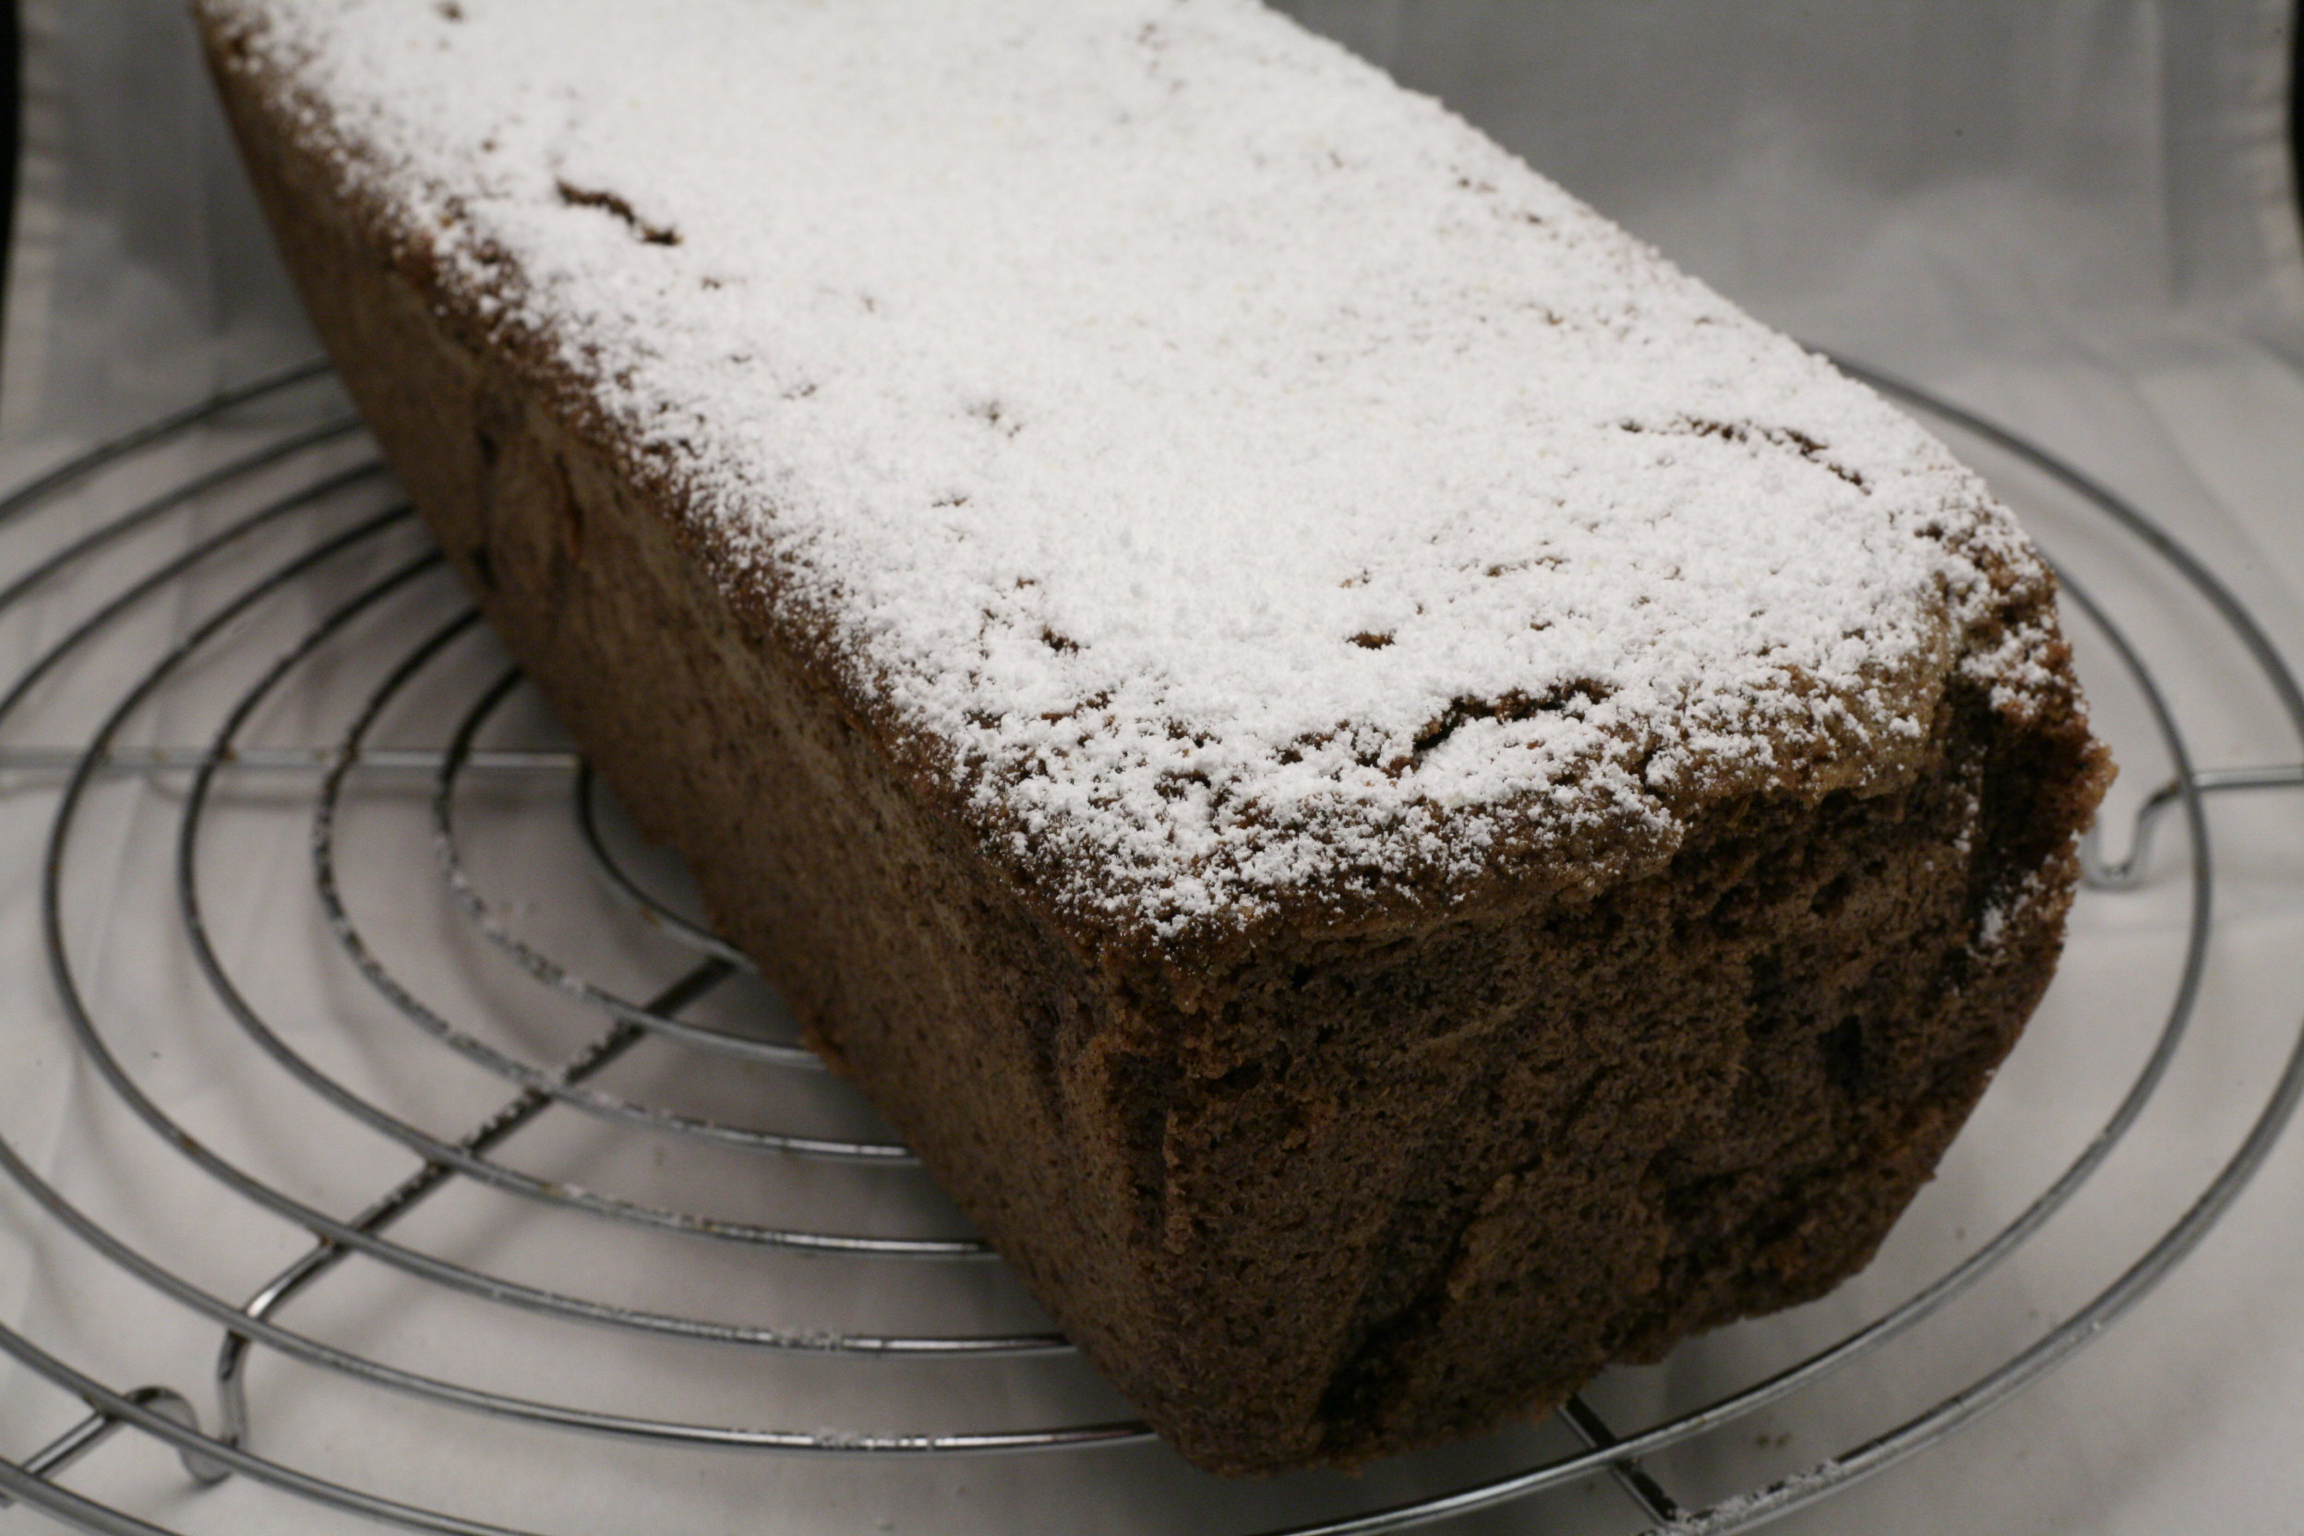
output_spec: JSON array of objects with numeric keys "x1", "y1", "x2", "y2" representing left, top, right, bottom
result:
[{"x1": 208, "y1": 0, "x2": 2062, "y2": 945}]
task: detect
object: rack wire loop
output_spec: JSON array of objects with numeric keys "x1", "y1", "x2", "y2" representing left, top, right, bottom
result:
[{"x1": 2081, "y1": 764, "x2": 2304, "y2": 889}]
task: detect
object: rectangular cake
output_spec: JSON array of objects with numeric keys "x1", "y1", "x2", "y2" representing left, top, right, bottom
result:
[{"x1": 193, "y1": 0, "x2": 2110, "y2": 1476}]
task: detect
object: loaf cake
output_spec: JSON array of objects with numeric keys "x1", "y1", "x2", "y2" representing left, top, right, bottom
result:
[{"x1": 195, "y1": 0, "x2": 2110, "y2": 1476}]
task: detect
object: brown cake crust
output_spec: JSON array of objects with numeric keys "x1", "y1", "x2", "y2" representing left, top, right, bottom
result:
[{"x1": 202, "y1": 18, "x2": 2109, "y2": 1475}]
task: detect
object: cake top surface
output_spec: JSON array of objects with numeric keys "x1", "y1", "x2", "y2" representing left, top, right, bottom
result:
[{"x1": 210, "y1": 0, "x2": 2058, "y2": 949}]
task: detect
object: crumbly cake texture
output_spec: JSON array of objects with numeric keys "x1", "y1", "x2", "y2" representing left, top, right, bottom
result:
[{"x1": 198, "y1": 0, "x2": 2111, "y2": 1475}]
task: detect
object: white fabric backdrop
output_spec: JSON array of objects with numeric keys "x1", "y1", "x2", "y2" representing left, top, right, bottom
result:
[{"x1": 3, "y1": 4, "x2": 2302, "y2": 1533}]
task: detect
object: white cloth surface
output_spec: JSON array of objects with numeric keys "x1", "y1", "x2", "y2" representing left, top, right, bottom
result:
[{"x1": 2, "y1": 3, "x2": 2302, "y2": 1533}]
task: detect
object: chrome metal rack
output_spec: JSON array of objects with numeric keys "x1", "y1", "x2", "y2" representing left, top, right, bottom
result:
[{"x1": 0, "y1": 361, "x2": 2297, "y2": 1535}]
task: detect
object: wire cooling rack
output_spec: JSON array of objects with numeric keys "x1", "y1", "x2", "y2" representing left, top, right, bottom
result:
[{"x1": 0, "y1": 360, "x2": 2299, "y2": 1535}]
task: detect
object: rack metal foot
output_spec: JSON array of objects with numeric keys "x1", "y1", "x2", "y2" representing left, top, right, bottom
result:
[
  {"x1": 2082, "y1": 764, "x2": 2304, "y2": 889},
  {"x1": 0, "y1": 1386, "x2": 229, "y2": 1507}
]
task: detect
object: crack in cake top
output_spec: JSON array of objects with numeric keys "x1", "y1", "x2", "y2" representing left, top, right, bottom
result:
[{"x1": 210, "y1": 0, "x2": 2057, "y2": 944}]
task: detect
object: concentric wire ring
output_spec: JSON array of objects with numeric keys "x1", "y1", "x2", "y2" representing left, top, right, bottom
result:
[{"x1": 427, "y1": 664, "x2": 840, "y2": 1075}]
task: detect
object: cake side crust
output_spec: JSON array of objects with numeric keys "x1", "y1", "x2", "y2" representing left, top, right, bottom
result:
[{"x1": 199, "y1": 56, "x2": 1187, "y2": 1412}]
